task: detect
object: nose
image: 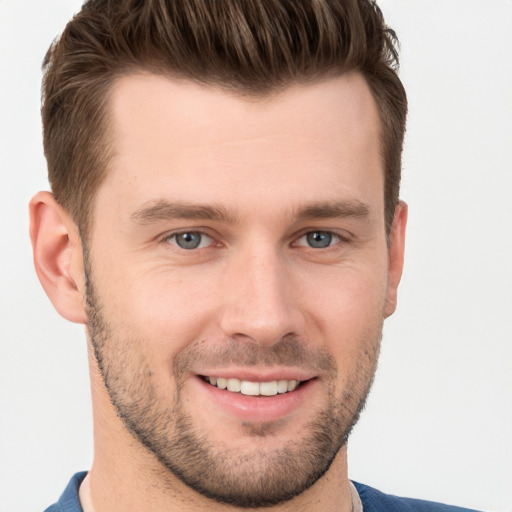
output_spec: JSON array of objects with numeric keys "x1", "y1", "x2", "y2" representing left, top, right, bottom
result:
[{"x1": 219, "y1": 247, "x2": 305, "y2": 347}]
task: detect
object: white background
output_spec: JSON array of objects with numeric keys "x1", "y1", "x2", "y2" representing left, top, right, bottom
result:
[{"x1": 0, "y1": 1, "x2": 511, "y2": 511}]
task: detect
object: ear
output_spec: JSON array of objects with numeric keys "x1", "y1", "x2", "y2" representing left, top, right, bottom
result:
[
  {"x1": 29, "y1": 191, "x2": 87, "y2": 324},
  {"x1": 384, "y1": 200, "x2": 408, "y2": 318}
]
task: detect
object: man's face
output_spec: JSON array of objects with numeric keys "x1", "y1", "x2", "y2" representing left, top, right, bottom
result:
[{"x1": 85, "y1": 73, "x2": 398, "y2": 507}]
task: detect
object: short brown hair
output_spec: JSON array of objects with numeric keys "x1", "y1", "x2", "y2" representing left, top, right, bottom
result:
[{"x1": 42, "y1": 0, "x2": 407, "y2": 237}]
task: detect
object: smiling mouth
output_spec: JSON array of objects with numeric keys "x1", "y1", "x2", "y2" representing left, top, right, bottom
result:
[{"x1": 200, "y1": 376, "x2": 304, "y2": 396}]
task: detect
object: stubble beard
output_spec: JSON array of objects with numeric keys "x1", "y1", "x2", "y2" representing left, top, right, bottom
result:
[{"x1": 84, "y1": 260, "x2": 381, "y2": 508}]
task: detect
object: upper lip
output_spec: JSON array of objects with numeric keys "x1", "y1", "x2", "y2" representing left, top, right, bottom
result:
[{"x1": 195, "y1": 368, "x2": 317, "y2": 382}]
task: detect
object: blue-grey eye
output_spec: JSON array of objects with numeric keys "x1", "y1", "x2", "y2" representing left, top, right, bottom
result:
[
  {"x1": 171, "y1": 232, "x2": 211, "y2": 250},
  {"x1": 306, "y1": 231, "x2": 332, "y2": 248}
]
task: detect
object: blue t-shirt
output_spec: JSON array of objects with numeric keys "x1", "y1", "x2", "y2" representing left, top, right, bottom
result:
[{"x1": 44, "y1": 472, "x2": 482, "y2": 512}]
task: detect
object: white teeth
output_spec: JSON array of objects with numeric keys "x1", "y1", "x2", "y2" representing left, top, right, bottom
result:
[
  {"x1": 240, "y1": 380, "x2": 260, "y2": 396},
  {"x1": 287, "y1": 380, "x2": 298, "y2": 392},
  {"x1": 227, "y1": 378, "x2": 241, "y2": 392},
  {"x1": 260, "y1": 381, "x2": 278, "y2": 396},
  {"x1": 206, "y1": 376, "x2": 301, "y2": 396},
  {"x1": 277, "y1": 380, "x2": 288, "y2": 393}
]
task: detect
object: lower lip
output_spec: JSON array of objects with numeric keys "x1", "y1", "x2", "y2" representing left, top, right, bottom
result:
[{"x1": 192, "y1": 376, "x2": 317, "y2": 423}]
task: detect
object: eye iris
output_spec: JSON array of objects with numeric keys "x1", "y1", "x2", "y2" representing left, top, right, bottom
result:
[
  {"x1": 307, "y1": 231, "x2": 332, "y2": 248},
  {"x1": 176, "y1": 232, "x2": 201, "y2": 249}
]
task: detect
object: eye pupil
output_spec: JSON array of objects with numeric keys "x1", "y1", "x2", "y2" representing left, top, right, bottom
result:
[
  {"x1": 307, "y1": 231, "x2": 332, "y2": 248},
  {"x1": 176, "y1": 232, "x2": 201, "y2": 249}
]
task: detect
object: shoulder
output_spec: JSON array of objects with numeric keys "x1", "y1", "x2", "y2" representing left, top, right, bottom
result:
[
  {"x1": 352, "y1": 481, "x2": 482, "y2": 512},
  {"x1": 44, "y1": 472, "x2": 86, "y2": 512}
]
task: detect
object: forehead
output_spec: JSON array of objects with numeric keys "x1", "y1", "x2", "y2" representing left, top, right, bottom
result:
[{"x1": 98, "y1": 72, "x2": 383, "y2": 224}]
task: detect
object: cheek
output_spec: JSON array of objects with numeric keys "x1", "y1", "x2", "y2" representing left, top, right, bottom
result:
[
  {"x1": 309, "y1": 271, "x2": 385, "y2": 398},
  {"x1": 302, "y1": 261, "x2": 388, "y2": 352},
  {"x1": 308, "y1": 259, "x2": 388, "y2": 313},
  {"x1": 99, "y1": 267, "x2": 220, "y2": 361}
]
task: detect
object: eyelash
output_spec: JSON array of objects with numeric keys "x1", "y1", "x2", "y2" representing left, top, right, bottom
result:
[
  {"x1": 162, "y1": 230, "x2": 216, "y2": 250},
  {"x1": 294, "y1": 231, "x2": 344, "y2": 249},
  {"x1": 161, "y1": 229, "x2": 349, "y2": 251}
]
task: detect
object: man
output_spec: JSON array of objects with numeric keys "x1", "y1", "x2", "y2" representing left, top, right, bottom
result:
[{"x1": 29, "y1": 1, "x2": 480, "y2": 511}]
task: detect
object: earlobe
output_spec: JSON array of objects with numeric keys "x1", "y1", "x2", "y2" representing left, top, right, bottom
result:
[
  {"x1": 29, "y1": 191, "x2": 87, "y2": 324},
  {"x1": 384, "y1": 200, "x2": 408, "y2": 318}
]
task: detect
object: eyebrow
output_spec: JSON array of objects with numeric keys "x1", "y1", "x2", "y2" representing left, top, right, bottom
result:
[
  {"x1": 295, "y1": 200, "x2": 371, "y2": 221},
  {"x1": 130, "y1": 198, "x2": 371, "y2": 225},
  {"x1": 130, "y1": 200, "x2": 239, "y2": 224}
]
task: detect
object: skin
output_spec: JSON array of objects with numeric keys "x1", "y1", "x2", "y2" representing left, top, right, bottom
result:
[{"x1": 30, "y1": 72, "x2": 407, "y2": 512}]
